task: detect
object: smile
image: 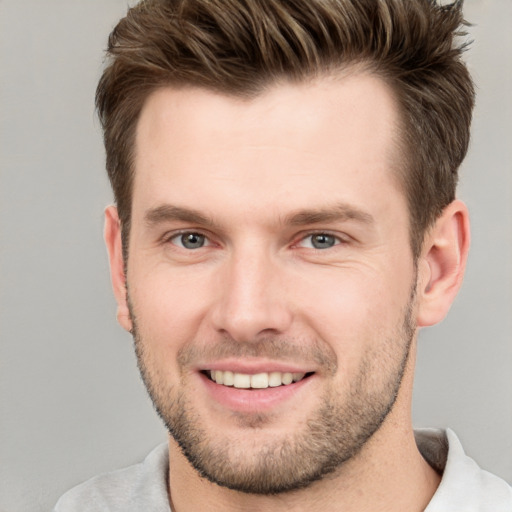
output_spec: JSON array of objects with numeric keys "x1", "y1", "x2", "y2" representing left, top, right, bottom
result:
[{"x1": 206, "y1": 370, "x2": 311, "y2": 389}]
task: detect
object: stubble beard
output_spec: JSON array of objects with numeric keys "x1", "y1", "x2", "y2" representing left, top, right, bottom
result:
[{"x1": 129, "y1": 285, "x2": 416, "y2": 495}]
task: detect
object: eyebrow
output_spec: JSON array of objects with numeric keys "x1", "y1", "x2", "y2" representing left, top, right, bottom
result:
[
  {"x1": 144, "y1": 205, "x2": 219, "y2": 229},
  {"x1": 144, "y1": 202, "x2": 374, "y2": 230},
  {"x1": 283, "y1": 204, "x2": 374, "y2": 226}
]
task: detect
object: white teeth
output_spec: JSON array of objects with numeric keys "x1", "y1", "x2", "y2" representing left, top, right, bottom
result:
[
  {"x1": 208, "y1": 370, "x2": 307, "y2": 389},
  {"x1": 282, "y1": 372, "x2": 293, "y2": 385},
  {"x1": 250, "y1": 373, "x2": 269, "y2": 388},
  {"x1": 233, "y1": 373, "x2": 251, "y2": 388},
  {"x1": 268, "y1": 371, "x2": 282, "y2": 387},
  {"x1": 223, "y1": 370, "x2": 234, "y2": 386}
]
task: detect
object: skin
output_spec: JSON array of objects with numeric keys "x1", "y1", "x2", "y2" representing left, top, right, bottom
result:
[{"x1": 105, "y1": 72, "x2": 470, "y2": 511}]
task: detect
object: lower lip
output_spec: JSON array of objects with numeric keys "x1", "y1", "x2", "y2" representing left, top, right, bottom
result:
[{"x1": 199, "y1": 372, "x2": 313, "y2": 413}]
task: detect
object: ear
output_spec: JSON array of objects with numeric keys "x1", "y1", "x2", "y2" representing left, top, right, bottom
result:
[
  {"x1": 104, "y1": 206, "x2": 133, "y2": 332},
  {"x1": 416, "y1": 200, "x2": 470, "y2": 327}
]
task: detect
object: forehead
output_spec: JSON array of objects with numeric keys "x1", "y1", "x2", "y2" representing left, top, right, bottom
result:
[{"x1": 132, "y1": 72, "x2": 405, "y2": 224}]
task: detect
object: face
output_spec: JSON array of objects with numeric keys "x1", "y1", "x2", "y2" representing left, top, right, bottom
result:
[{"x1": 118, "y1": 73, "x2": 419, "y2": 493}]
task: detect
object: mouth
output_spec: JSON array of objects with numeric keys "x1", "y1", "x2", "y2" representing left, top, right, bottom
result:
[{"x1": 203, "y1": 370, "x2": 315, "y2": 389}]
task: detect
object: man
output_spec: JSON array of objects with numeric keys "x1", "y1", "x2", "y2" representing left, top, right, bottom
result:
[{"x1": 54, "y1": 0, "x2": 512, "y2": 510}]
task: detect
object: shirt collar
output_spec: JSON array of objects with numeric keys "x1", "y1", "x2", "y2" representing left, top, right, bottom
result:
[{"x1": 416, "y1": 428, "x2": 512, "y2": 511}]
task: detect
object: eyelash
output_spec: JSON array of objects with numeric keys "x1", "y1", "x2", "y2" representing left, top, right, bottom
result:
[
  {"x1": 165, "y1": 230, "x2": 212, "y2": 249},
  {"x1": 163, "y1": 230, "x2": 347, "y2": 251},
  {"x1": 295, "y1": 231, "x2": 346, "y2": 250}
]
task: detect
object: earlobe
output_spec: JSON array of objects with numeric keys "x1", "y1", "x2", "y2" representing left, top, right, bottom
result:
[
  {"x1": 416, "y1": 200, "x2": 470, "y2": 327},
  {"x1": 104, "y1": 206, "x2": 133, "y2": 332}
]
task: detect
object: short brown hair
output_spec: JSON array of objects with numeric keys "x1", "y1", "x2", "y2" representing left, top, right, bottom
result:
[{"x1": 96, "y1": 0, "x2": 475, "y2": 259}]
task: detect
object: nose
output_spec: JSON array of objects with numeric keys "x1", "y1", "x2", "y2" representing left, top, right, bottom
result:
[{"x1": 210, "y1": 247, "x2": 293, "y2": 342}]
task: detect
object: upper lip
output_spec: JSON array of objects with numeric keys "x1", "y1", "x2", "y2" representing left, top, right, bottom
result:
[{"x1": 197, "y1": 358, "x2": 315, "y2": 375}]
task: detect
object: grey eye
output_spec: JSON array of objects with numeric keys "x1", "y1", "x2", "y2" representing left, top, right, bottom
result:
[
  {"x1": 178, "y1": 233, "x2": 206, "y2": 249},
  {"x1": 310, "y1": 233, "x2": 337, "y2": 249}
]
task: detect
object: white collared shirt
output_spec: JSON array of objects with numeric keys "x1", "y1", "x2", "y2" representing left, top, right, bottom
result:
[
  {"x1": 54, "y1": 429, "x2": 512, "y2": 511},
  {"x1": 417, "y1": 428, "x2": 512, "y2": 511}
]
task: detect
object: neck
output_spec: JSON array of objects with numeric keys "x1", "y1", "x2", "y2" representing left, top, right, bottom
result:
[{"x1": 167, "y1": 343, "x2": 440, "y2": 512}]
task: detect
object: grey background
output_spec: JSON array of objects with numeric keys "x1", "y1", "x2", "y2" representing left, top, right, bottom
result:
[{"x1": 0, "y1": 1, "x2": 510, "y2": 511}]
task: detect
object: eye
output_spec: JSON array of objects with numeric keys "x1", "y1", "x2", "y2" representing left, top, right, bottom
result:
[
  {"x1": 170, "y1": 232, "x2": 209, "y2": 249},
  {"x1": 298, "y1": 233, "x2": 340, "y2": 249}
]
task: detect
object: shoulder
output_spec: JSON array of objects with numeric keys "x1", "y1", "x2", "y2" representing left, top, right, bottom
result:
[
  {"x1": 53, "y1": 443, "x2": 171, "y2": 512},
  {"x1": 417, "y1": 428, "x2": 512, "y2": 512}
]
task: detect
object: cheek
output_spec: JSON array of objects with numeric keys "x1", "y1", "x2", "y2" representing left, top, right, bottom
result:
[
  {"x1": 128, "y1": 266, "x2": 214, "y2": 354},
  {"x1": 293, "y1": 266, "x2": 411, "y2": 353}
]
